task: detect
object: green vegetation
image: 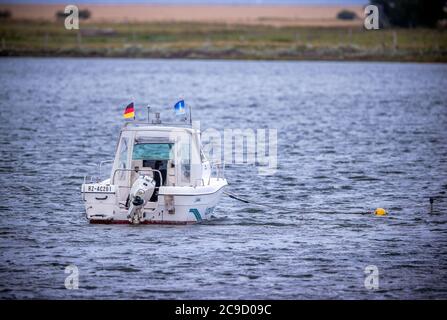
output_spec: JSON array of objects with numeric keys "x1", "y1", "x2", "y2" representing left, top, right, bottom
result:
[
  {"x1": 0, "y1": 10, "x2": 11, "y2": 19},
  {"x1": 0, "y1": 20, "x2": 446, "y2": 62},
  {"x1": 337, "y1": 10, "x2": 358, "y2": 21}
]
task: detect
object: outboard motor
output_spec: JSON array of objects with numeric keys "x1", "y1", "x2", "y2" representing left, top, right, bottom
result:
[{"x1": 127, "y1": 175, "x2": 155, "y2": 224}]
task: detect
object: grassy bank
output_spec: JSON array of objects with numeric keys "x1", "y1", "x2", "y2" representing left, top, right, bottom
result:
[{"x1": 1, "y1": 20, "x2": 446, "y2": 62}]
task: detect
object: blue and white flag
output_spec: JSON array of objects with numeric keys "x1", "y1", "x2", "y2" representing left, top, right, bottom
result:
[{"x1": 174, "y1": 100, "x2": 186, "y2": 115}]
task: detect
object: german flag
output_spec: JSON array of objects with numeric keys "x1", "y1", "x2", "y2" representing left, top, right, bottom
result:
[{"x1": 123, "y1": 102, "x2": 135, "y2": 119}]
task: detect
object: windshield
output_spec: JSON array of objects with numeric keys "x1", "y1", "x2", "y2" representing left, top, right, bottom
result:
[{"x1": 132, "y1": 143, "x2": 174, "y2": 160}]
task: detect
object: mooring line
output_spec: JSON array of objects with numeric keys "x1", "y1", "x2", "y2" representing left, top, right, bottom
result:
[
  {"x1": 225, "y1": 189, "x2": 446, "y2": 216},
  {"x1": 224, "y1": 191, "x2": 370, "y2": 215},
  {"x1": 223, "y1": 191, "x2": 299, "y2": 213}
]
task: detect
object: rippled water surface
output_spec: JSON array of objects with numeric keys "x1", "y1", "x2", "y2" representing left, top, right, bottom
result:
[{"x1": 0, "y1": 58, "x2": 446, "y2": 299}]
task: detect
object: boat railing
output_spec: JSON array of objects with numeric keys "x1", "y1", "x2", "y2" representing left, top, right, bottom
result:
[
  {"x1": 123, "y1": 121, "x2": 193, "y2": 129},
  {"x1": 209, "y1": 160, "x2": 225, "y2": 183},
  {"x1": 122, "y1": 106, "x2": 193, "y2": 128},
  {"x1": 82, "y1": 175, "x2": 98, "y2": 202},
  {"x1": 82, "y1": 160, "x2": 113, "y2": 187},
  {"x1": 84, "y1": 160, "x2": 222, "y2": 188},
  {"x1": 111, "y1": 168, "x2": 163, "y2": 187},
  {"x1": 82, "y1": 168, "x2": 163, "y2": 202},
  {"x1": 83, "y1": 175, "x2": 96, "y2": 185},
  {"x1": 99, "y1": 160, "x2": 114, "y2": 178},
  {"x1": 81, "y1": 174, "x2": 105, "y2": 201}
]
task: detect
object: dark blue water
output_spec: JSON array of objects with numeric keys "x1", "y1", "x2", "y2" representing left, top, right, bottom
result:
[{"x1": 0, "y1": 58, "x2": 446, "y2": 299}]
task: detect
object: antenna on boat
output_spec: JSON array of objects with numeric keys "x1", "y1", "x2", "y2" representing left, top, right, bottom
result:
[
  {"x1": 147, "y1": 105, "x2": 151, "y2": 123},
  {"x1": 189, "y1": 104, "x2": 192, "y2": 126}
]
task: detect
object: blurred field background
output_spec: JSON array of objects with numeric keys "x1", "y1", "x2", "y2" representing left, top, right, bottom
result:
[{"x1": 0, "y1": 2, "x2": 446, "y2": 62}]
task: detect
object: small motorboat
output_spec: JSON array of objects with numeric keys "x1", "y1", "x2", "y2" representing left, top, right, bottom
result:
[{"x1": 81, "y1": 106, "x2": 227, "y2": 224}]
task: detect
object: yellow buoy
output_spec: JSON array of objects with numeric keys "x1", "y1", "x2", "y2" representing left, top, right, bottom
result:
[{"x1": 374, "y1": 208, "x2": 387, "y2": 216}]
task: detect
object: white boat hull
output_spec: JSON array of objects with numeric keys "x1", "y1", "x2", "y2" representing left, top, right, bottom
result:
[{"x1": 82, "y1": 178, "x2": 227, "y2": 225}]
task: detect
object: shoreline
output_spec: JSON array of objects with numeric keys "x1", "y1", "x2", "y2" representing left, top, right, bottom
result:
[
  {"x1": 1, "y1": 56, "x2": 445, "y2": 64},
  {"x1": 1, "y1": 19, "x2": 445, "y2": 63},
  {"x1": 0, "y1": 51, "x2": 447, "y2": 64}
]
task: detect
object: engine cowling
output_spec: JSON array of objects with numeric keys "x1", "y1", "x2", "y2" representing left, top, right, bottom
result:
[{"x1": 127, "y1": 175, "x2": 155, "y2": 224}]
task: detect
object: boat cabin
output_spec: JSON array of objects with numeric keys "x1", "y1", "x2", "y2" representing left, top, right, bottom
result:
[{"x1": 110, "y1": 123, "x2": 211, "y2": 203}]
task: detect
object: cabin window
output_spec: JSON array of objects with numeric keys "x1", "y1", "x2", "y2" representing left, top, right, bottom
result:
[
  {"x1": 132, "y1": 143, "x2": 173, "y2": 187},
  {"x1": 117, "y1": 137, "x2": 128, "y2": 180},
  {"x1": 132, "y1": 143, "x2": 174, "y2": 160},
  {"x1": 179, "y1": 138, "x2": 191, "y2": 184}
]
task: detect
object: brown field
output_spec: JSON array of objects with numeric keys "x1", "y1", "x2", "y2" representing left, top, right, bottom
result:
[
  {"x1": 1, "y1": 4, "x2": 445, "y2": 62},
  {"x1": 0, "y1": 4, "x2": 364, "y2": 26}
]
